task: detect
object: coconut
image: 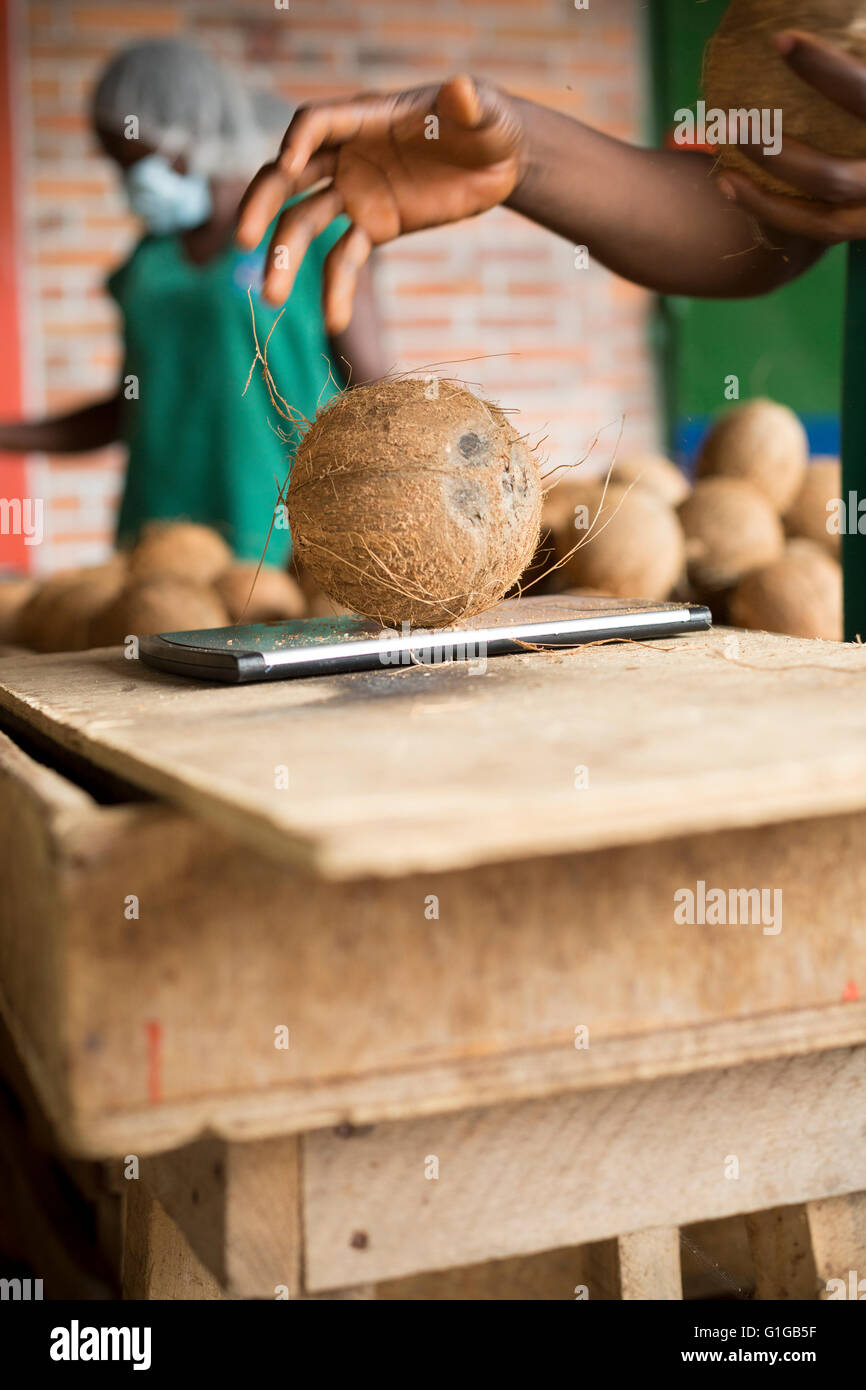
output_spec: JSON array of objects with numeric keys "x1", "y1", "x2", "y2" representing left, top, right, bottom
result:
[
  {"x1": 89, "y1": 576, "x2": 230, "y2": 647},
  {"x1": 129, "y1": 521, "x2": 233, "y2": 586},
  {"x1": 215, "y1": 564, "x2": 305, "y2": 623},
  {"x1": 729, "y1": 538, "x2": 843, "y2": 640},
  {"x1": 679, "y1": 477, "x2": 785, "y2": 591},
  {"x1": 784, "y1": 456, "x2": 841, "y2": 557},
  {"x1": 704, "y1": 0, "x2": 866, "y2": 196},
  {"x1": 611, "y1": 453, "x2": 690, "y2": 508},
  {"x1": 0, "y1": 578, "x2": 37, "y2": 644},
  {"x1": 287, "y1": 379, "x2": 543, "y2": 628},
  {"x1": 15, "y1": 563, "x2": 126, "y2": 652},
  {"x1": 550, "y1": 479, "x2": 685, "y2": 600},
  {"x1": 697, "y1": 400, "x2": 808, "y2": 513}
]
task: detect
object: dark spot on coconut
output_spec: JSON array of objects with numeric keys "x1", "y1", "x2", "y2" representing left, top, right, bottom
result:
[
  {"x1": 458, "y1": 431, "x2": 484, "y2": 461},
  {"x1": 451, "y1": 479, "x2": 486, "y2": 525}
]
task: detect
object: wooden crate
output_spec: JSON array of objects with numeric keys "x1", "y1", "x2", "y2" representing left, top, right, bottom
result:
[
  {"x1": 1, "y1": 631, "x2": 866, "y2": 1159},
  {"x1": 2, "y1": 630, "x2": 866, "y2": 1296}
]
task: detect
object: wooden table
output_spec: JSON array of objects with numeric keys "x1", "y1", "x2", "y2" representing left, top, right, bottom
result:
[{"x1": 1, "y1": 628, "x2": 866, "y2": 1300}]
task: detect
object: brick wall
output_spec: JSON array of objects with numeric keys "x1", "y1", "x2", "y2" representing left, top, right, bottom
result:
[{"x1": 15, "y1": 0, "x2": 658, "y2": 573}]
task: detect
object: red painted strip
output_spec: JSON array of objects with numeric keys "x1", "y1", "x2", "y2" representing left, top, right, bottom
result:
[
  {"x1": 145, "y1": 1020, "x2": 163, "y2": 1103},
  {"x1": 663, "y1": 131, "x2": 716, "y2": 154},
  {"x1": 0, "y1": 0, "x2": 30, "y2": 572}
]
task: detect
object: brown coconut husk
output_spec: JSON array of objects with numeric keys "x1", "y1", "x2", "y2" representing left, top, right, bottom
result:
[
  {"x1": 89, "y1": 576, "x2": 230, "y2": 646},
  {"x1": 129, "y1": 521, "x2": 233, "y2": 586},
  {"x1": 784, "y1": 456, "x2": 841, "y2": 557},
  {"x1": 215, "y1": 564, "x2": 305, "y2": 623},
  {"x1": 15, "y1": 562, "x2": 126, "y2": 652},
  {"x1": 703, "y1": 0, "x2": 866, "y2": 196},
  {"x1": 611, "y1": 453, "x2": 690, "y2": 508},
  {"x1": 679, "y1": 477, "x2": 785, "y2": 591},
  {"x1": 0, "y1": 577, "x2": 38, "y2": 643},
  {"x1": 729, "y1": 538, "x2": 842, "y2": 640},
  {"x1": 548, "y1": 479, "x2": 685, "y2": 601},
  {"x1": 287, "y1": 378, "x2": 543, "y2": 629},
  {"x1": 697, "y1": 400, "x2": 808, "y2": 513}
]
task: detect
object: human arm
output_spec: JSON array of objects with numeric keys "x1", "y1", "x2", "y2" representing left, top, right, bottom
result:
[
  {"x1": 235, "y1": 75, "x2": 824, "y2": 328},
  {"x1": 0, "y1": 392, "x2": 122, "y2": 454}
]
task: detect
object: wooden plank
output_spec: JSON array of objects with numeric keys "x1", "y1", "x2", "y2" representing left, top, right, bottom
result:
[
  {"x1": 121, "y1": 1184, "x2": 225, "y2": 1300},
  {"x1": 807, "y1": 1191, "x2": 866, "y2": 1299},
  {"x1": 302, "y1": 1046, "x2": 866, "y2": 1290},
  {"x1": 745, "y1": 1205, "x2": 817, "y2": 1300},
  {"x1": 618, "y1": 1227, "x2": 682, "y2": 1300},
  {"x1": 139, "y1": 1136, "x2": 301, "y2": 1299},
  {"x1": 2, "y1": 630, "x2": 866, "y2": 879}
]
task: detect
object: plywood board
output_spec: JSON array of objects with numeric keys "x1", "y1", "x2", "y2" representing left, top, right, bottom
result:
[{"x1": 1, "y1": 630, "x2": 866, "y2": 878}]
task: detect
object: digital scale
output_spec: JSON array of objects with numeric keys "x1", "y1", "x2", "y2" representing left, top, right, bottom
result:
[{"x1": 138, "y1": 593, "x2": 711, "y2": 684}]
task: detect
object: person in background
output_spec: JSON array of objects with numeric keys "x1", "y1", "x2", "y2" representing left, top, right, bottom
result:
[{"x1": 0, "y1": 39, "x2": 385, "y2": 566}]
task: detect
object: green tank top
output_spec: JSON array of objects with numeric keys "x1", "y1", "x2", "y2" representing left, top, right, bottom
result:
[{"x1": 108, "y1": 211, "x2": 347, "y2": 565}]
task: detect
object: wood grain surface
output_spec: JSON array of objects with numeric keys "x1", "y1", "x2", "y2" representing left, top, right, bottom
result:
[{"x1": 1, "y1": 630, "x2": 865, "y2": 878}]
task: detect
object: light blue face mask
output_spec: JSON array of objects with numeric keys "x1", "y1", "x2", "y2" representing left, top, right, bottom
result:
[{"x1": 123, "y1": 153, "x2": 212, "y2": 236}]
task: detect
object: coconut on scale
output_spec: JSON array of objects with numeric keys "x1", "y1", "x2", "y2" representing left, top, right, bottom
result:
[{"x1": 287, "y1": 378, "x2": 543, "y2": 629}]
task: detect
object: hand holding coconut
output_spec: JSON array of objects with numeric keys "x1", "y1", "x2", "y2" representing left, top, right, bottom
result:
[{"x1": 705, "y1": 3, "x2": 866, "y2": 243}]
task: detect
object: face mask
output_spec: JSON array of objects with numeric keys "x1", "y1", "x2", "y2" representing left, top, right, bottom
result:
[{"x1": 123, "y1": 153, "x2": 212, "y2": 235}]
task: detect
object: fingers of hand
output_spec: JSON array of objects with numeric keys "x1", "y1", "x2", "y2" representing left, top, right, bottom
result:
[
  {"x1": 719, "y1": 170, "x2": 866, "y2": 244},
  {"x1": 437, "y1": 75, "x2": 482, "y2": 130},
  {"x1": 236, "y1": 102, "x2": 368, "y2": 249},
  {"x1": 261, "y1": 186, "x2": 346, "y2": 306},
  {"x1": 778, "y1": 29, "x2": 866, "y2": 121},
  {"x1": 236, "y1": 162, "x2": 292, "y2": 249},
  {"x1": 739, "y1": 137, "x2": 866, "y2": 205},
  {"x1": 322, "y1": 224, "x2": 373, "y2": 335},
  {"x1": 292, "y1": 151, "x2": 339, "y2": 195}
]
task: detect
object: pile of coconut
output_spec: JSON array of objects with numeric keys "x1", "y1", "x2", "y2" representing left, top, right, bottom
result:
[
  {"x1": 0, "y1": 520, "x2": 315, "y2": 653},
  {"x1": 540, "y1": 398, "x2": 842, "y2": 642}
]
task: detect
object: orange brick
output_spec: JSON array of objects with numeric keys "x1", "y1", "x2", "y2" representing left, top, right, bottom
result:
[
  {"x1": 395, "y1": 280, "x2": 483, "y2": 296},
  {"x1": 379, "y1": 21, "x2": 478, "y2": 40},
  {"x1": 48, "y1": 530, "x2": 115, "y2": 545},
  {"x1": 37, "y1": 249, "x2": 115, "y2": 266},
  {"x1": 34, "y1": 112, "x2": 89, "y2": 132},
  {"x1": 382, "y1": 317, "x2": 451, "y2": 330},
  {"x1": 71, "y1": 6, "x2": 181, "y2": 32},
  {"x1": 507, "y1": 282, "x2": 561, "y2": 294}
]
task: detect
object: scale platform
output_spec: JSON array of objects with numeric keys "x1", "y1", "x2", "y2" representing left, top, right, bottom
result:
[{"x1": 138, "y1": 594, "x2": 711, "y2": 684}]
